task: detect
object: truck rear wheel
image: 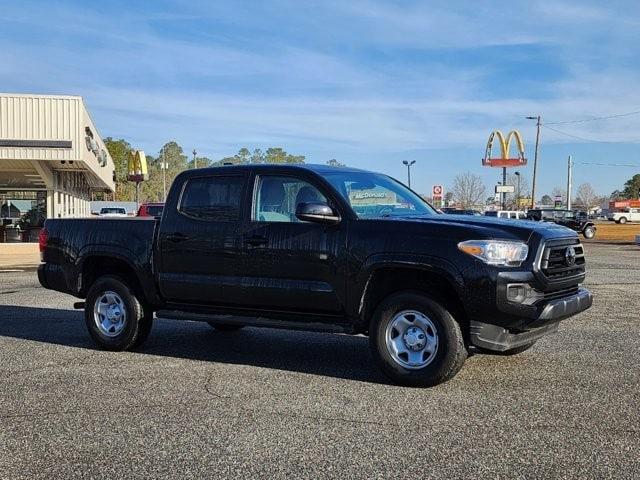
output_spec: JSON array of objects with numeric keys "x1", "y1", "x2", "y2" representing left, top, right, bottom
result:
[
  {"x1": 583, "y1": 226, "x2": 595, "y2": 239},
  {"x1": 85, "y1": 275, "x2": 153, "y2": 351},
  {"x1": 369, "y1": 292, "x2": 467, "y2": 387}
]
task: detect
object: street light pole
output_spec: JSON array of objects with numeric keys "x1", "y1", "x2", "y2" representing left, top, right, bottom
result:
[
  {"x1": 566, "y1": 155, "x2": 573, "y2": 210},
  {"x1": 402, "y1": 160, "x2": 416, "y2": 188},
  {"x1": 515, "y1": 171, "x2": 521, "y2": 209},
  {"x1": 192, "y1": 149, "x2": 197, "y2": 169},
  {"x1": 526, "y1": 115, "x2": 541, "y2": 209}
]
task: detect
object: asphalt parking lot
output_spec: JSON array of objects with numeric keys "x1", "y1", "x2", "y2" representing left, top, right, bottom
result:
[{"x1": 0, "y1": 243, "x2": 638, "y2": 479}]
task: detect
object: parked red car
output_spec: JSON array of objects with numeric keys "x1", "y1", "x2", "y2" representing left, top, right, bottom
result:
[{"x1": 137, "y1": 203, "x2": 164, "y2": 217}]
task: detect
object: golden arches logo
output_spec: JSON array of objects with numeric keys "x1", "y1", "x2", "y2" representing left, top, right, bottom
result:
[
  {"x1": 483, "y1": 130, "x2": 527, "y2": 167},
  {"x1": 128, "y1": 150, "x2": 148, "y2": 182}
]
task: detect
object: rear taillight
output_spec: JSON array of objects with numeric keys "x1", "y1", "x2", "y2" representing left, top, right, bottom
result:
[{"x1": 38, "y1": 228, "x2": 49, "y2": 261}]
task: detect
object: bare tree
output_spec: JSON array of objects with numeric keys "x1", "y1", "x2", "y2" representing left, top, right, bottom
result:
[
  {"x1": 451, "y1": 172, "x2": 486, "y2": 208},
  {"x1": 506, "y1": 172, "x2": 530, "y2": 208},
  {"x1": 575, "y1": 183, "x2": 599, "y2": 210}
]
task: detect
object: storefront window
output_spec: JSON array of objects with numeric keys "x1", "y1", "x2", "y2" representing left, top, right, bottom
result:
[{"x1": 0, "y1": 191, "x2": 47, "y2": 242}]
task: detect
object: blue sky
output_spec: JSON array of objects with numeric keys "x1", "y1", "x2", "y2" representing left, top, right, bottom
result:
[{"x1": 1, "y1": 0, "x2": 639, "y2": 198}]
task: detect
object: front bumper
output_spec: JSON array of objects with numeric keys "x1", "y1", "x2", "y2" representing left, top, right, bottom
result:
[
  {"x1": 536, "y1": 288, "x2": 592, "y2": 324},
  {"x1": 470, "y1": 287, "x2": 592, "y2": 352}
]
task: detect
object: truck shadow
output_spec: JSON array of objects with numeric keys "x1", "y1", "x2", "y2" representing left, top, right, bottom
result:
[{"x1": 0, "y1": 305, "x2": 388, "y2": 384}]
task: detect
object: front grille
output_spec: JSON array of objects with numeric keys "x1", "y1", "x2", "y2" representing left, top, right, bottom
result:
[
  {"x1": 540, "y1": 239, "x2": 585, "y2": 280},
  {"x1": 542, "y1": 286, "x2": 579, "y2": 301}
]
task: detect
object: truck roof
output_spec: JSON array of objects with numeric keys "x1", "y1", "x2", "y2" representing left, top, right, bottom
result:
[{"x1": 191, "y1": 163, "x2": 370, "y2": 175}]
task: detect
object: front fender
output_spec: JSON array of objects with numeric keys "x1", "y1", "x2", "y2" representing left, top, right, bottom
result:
[{"x1": 352, "y1": 253, "x2": 465, "y2": 319}]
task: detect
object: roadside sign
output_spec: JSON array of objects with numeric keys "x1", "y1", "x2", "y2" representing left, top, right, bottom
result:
[
  {"x1": 495, "y1": 185, "x2": 515, "y2": 193},
  {"x1": 554, "y1": 195, "x2": 563, "y2": 208},
  {"x1": 432, "y1": 185, "x2": 443, "y2": 196}
]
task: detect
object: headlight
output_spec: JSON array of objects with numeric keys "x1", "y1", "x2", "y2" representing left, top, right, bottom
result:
[{"x1": 458, "y1": 240, "x2": 528, "y2": 267}]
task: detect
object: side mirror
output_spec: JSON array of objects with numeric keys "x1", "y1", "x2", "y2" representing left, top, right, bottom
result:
[{"x1": 295, "y1": 202, "x2": 340, "y2": 224}]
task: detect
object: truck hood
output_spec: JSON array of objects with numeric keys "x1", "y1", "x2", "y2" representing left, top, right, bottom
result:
[{"x1": 381, "y1": 214, "x2": 577, "y2": 243}]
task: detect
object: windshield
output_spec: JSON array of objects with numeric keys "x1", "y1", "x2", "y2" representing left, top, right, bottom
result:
[
  {"x1": 324, "y1": 172, "x2": 435, "y2": 218},
  {"x1": 101, "y1": 208, "x2": 125, "y2": 214}
]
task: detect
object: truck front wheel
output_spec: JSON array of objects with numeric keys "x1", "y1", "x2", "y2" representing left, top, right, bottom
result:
[
  {"x1": 369, "y1": 292, "x2": 467, "y2": 387},
  {"x1": 85, "y1": 275, "x2": 153, "y2": 351},
  {"x1": 618, "y1": 217, "x2": 627, "y2": 224}
]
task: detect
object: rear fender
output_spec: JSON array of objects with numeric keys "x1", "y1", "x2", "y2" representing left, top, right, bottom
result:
[{"x1": 76, "y1": 245, "x2": 162, "y2": 306}]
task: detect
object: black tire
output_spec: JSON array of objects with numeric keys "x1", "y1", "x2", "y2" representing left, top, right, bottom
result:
[
  {"x1": 133, "y1": 307, "x2": 154, "y2": 348},
  {"x1": 206, "y1": 321, "x2": 244, "y2": 332},
  {"x1": 369, "y1": 291, "x2": 467, "y2": 387},
  {"x1": 583, "y1": 226, "x2": 595, "y2": 239},
  {"x1": 84, "y1": 275, "x2": 153, "y2": 351},
  {"x1": 618, "y1": 217, "x2": 627, "y2": 224},
  {"x1": 476, "y1": 341, "x2": 536, "y2": 356}
]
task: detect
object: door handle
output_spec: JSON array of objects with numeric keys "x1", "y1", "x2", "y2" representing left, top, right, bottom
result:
[
  {"x1": 166, "y1": 233, "x2": 190, "y2": 243},
  {"x1": 243, "y1": 235, "x2": 268, "y2": 247}
]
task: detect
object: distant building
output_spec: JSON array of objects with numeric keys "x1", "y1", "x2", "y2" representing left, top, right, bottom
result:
[{"x1": 0, "y1": 93, "x2": 115, "y2": 233}]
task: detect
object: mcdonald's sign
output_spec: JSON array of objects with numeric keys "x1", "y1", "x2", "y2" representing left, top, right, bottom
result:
[
  {"x1": 482, "y1": 130, "x2": 527, "y2": 167},
  {"x1": 128, "y1": 150, "x2": 149, "y2": 182}
]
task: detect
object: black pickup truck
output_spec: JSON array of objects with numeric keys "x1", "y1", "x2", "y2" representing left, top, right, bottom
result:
[{"x1": 38, "y1": 164, "x2": 593, "y2": 387}]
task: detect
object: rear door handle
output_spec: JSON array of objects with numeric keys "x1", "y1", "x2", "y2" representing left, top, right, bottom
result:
[
  {"x1": 166, "y1": 233, "x2": 190, "y2": 243},
  {"x1": 243, "y1": 235, "x2": 268, "y2": 247}
]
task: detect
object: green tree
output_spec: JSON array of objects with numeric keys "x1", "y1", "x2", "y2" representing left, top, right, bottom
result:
[
  {"x1": 540, "y1": 194, "x2": 553, "y2": 205},
  {"x1": 237, "y1": 147, "x2": 251, "y2": 164},
  {"x1": 251, "y1": 148, "x2": 265, "y2": 164},
  {"x1": 210, "y1": 147, "x2": 305, "y2": 166},
  {"x1": 326, "y1": 158, "x2": 345, "y2": 167},
  {"x1": 621, "y1": 174, "x2": 640, "y2": 199},
  {"x1": 104, "y1": 137, "x2": 135, "y2": 201},
  {"x1": 186, "y1": 156, "x2": 213, "y2": 169},
  {"x1": 264, "y1": 147, "x2": 305, "y2": 164}
]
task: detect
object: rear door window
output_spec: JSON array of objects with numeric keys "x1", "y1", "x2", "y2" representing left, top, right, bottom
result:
[{"x1": 179, "y1": 176, "x2": 245, "y2": 221}]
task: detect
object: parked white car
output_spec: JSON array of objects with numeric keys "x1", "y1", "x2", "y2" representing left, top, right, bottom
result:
[
  {"x1": 98, "y1": 207, "x2": 128, "y2": 217},
  {"x1": 484, "y1": 210, "x2": 527, "y2": 220},
  {"x1": 608, "y1": 208, "x2": 640, "y2": 224}
]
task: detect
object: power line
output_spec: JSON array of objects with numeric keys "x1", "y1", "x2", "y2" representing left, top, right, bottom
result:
[
  {"x1": 546, "y1": 109, "x2": 640, "y2": 125},
  {"x1": 578, "y1": 162, "x2": 640, "y2": 168},
  {"x1": 543, "y1": 125, "x2": 633, "y2": 144}
]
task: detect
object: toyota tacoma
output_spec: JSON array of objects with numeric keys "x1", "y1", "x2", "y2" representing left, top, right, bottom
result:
[{"x1": 38, "y1": 164, "x2": 593, "y2": 387}]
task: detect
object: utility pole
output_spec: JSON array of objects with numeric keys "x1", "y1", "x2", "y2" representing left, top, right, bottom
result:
[
  {"x1": 192, "y1": 149, "x2": 197, "y2": 169},
  {"x1": 161, "y1": 146, "x2": 167, "y2": 202},
  {"x1": 402, "y1": 160, "x2": 416, "y2": 188},
  {"x1": 502, "y1": 166, "x2": 507, "y2": 210},
  {"x1": 566, "y1": 155, "x2": 573, "y2": 210},
  {"x1": 526, "y1": 115, "x2": 541, "y2": 209}
]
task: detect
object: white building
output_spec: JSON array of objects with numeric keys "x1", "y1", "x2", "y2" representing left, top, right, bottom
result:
[{"x1": 0, "y1": 93, "x2": 115, "y2": 237}]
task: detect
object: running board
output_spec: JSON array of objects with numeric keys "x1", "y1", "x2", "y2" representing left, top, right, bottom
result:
[{"x1": 155, "y1": 309, "x2": 350, "y2": 334}]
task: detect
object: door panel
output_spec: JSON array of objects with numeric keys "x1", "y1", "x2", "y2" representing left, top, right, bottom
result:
[
  {"x1": 158, "y1": 174, "x2": 247, "y2": 305},
  {"x1": 239, "y1": 174, "x2": 347, "y2": 315}
]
